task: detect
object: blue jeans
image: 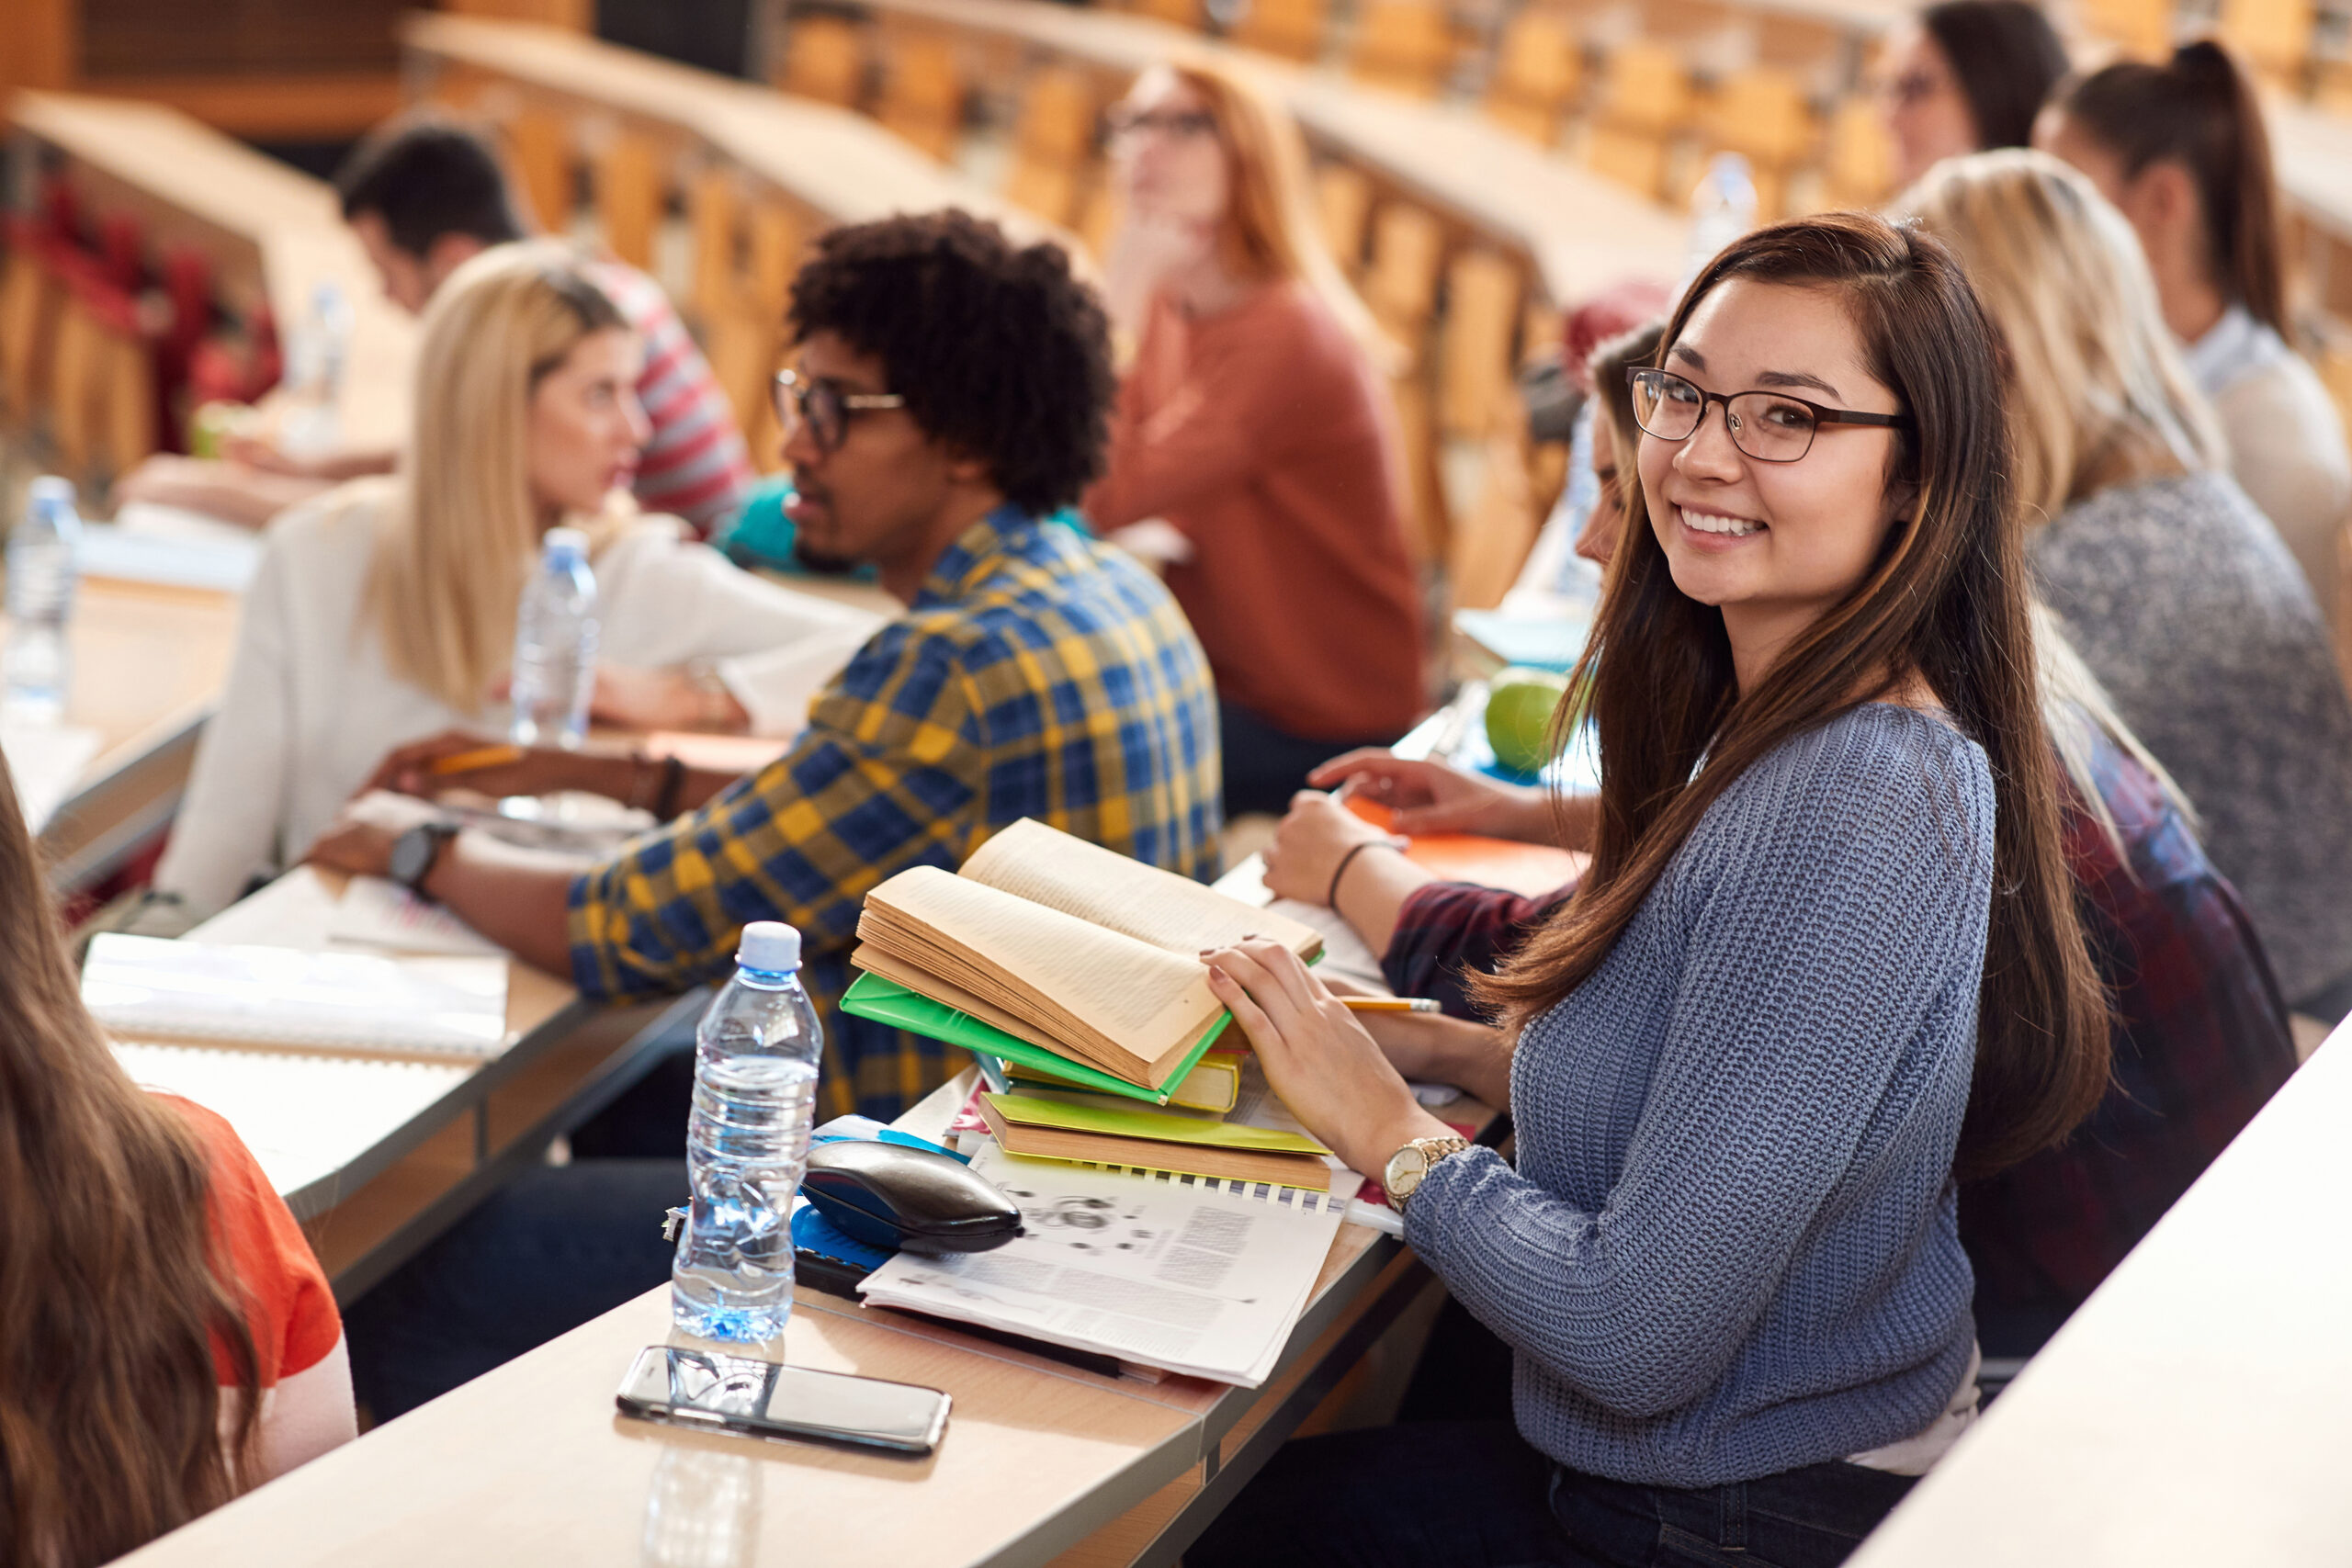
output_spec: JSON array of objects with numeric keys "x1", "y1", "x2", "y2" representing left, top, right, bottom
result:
[{"x1": 1187, "y1": 1421, "x2": 1915, "y2": 1568}]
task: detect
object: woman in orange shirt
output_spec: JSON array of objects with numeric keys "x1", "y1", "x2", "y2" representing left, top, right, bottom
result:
[
  {"x1": 0, "y1": 768, "x2": 351, "y2": 1567},
  {"x1": 1086, "y1": 60, "x2": 1429, "y2": 816}
]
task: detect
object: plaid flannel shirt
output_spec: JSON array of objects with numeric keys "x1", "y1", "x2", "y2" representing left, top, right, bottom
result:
[
  {"x1": 1383, "y1": 724, "x2": 2297, "y2": 1356},
  {"x1": 568, "y1": 506, "x2": 1224, "y2": 1121}
]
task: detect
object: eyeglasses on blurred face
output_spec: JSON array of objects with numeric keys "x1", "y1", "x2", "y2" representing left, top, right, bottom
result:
[
  {"x1": 1625, "y1": 367, "x2": 1911, "y2": 464},
  {"x1": 772, "y1": 368, "x2": 907, "y2": 455},
  {"x1": 1104, "y1": 105, "x2": 1219, "y2": 143}
]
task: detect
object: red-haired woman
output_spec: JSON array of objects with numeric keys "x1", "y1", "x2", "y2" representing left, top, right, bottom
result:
[
  {"x1": 1084, "y1": 59, "x2": 1426, "y2": 815},
  {"x1": 0, "y1": 767, "x2": 351, "y2": 1566}
]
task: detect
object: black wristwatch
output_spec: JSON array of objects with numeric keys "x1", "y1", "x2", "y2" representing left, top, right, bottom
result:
[{"x1": 389, "y1": 821, "x2": 459, "y2": 896}]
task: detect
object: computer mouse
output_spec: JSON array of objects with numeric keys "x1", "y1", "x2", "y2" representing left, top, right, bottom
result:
[{"x1": 801, "y1": 1140, "x2": 1023, "y2": 1255}]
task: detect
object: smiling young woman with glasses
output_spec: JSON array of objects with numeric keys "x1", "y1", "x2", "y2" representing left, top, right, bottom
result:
[{"x1": 1189, "y1": 212, "x2": 2109, "y2": 1568}]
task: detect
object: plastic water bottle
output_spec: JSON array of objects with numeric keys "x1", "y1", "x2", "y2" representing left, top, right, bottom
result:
[
  {"x1": 672, "y1": 922, "x2": 823, "y2": 1344},
  {"x1": 509, "y1": 526, "x2": 598, "y2": 750},
  {"x1": 277, "y1": 280, "x2": 352, "y2": 460},
  {"x1": 5, "y1": 478, "x2": 84, "y2": 726},
  {"x1": 1685, "y1": 152, "x2": 1759, "y2": 282}
]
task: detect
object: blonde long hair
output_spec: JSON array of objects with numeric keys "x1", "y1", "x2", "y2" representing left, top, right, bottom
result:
[
  {"x1": 366, "y1": 241, "x2": 639, "y2": 711},
  {"x1": 1901, "y1": 150, "x2": 2225, "y2": 525},
  {"x1": 1155, "y1": 57, "x2": 1396, "y2": 369}
]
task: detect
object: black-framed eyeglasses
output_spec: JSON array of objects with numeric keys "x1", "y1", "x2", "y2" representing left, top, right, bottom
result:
[
  {"x1": 1103, "y1": 105, "x2": 1218, "y2": 143},
  {"x1": 1625, "y1": 367, "x2": 1911, "y2": 464},
  {"x1": 772, "y1": 368, "x2": 906, "y2": 454}
]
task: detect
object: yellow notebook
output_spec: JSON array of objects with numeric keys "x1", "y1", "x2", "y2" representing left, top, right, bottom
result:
[{"x1": 978, "y1": 1091, "x2": 1333, "y2": 1191}]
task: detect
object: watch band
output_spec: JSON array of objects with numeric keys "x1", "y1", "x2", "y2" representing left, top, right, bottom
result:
[{"x1": 1385, "y1": 1134, "x2": 1472, "y2": 1216}]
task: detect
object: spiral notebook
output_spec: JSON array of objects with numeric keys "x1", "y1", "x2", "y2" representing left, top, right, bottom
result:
[{"x1": 82, "y1": 933, "x2": 511, "y2": 1060}]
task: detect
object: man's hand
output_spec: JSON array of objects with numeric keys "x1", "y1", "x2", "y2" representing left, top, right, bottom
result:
[
  {"x1": 365, "y1": 729, "x2": 613, "y2": 801},
  {"x1": 305, "y1": 791, "x2": 447, "y2": 879}
]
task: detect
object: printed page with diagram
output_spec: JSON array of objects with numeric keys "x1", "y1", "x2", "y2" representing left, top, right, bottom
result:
[{"x1": 858, "y1": 1140, "x2": 1349, "y2": 1385}]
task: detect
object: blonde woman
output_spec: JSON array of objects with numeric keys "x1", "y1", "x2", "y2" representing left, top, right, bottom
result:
[
  {"x1": 1907, "y1": 150, "x2": 2352, "y2": 1020},
  {"x1": 156, "y1": 243, "x2": 878, "y2": 917},
  {"x1": 1082, "y1": 59, "x2": 1426, "y2": 814}
]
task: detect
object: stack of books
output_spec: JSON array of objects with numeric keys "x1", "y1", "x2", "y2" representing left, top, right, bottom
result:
[{"x1": 842, "y1": 818, "x2": 1340, "y2": 1189}]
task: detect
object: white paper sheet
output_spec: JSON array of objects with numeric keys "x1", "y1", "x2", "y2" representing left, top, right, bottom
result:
[
  {"x1": 326, "y1": 874, "x2": 503, "y2": 956},
  {"x1": 858, "y1": 1140, "x2": 1347, "y2": 1386}
]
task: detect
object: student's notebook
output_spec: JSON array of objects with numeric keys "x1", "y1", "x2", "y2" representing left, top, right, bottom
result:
[
  {"x1": 1342, "y1": 797, "x2": 1586, "y2": 898},
  {"x1": 82, "y1": 933, "x2": 511, "y2": 1059},
  {"x1": 846, "y1": 819, "x2": 1322, "y2": 1097},
  {"x1": 977, "y1": 1090, "x2": 1333, "y2": 1190}
]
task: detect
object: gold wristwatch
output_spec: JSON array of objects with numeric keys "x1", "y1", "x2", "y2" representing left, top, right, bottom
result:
[{"x1": 1384, "y1": 1135, "x2": 1472, "y2": 1214}]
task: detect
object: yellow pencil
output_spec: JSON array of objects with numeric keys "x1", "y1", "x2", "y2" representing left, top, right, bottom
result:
[
  {"x1": 1340, "y1": 997, "x2": 1442, "y2": 1013},
  {"x1": 426, "y1": 743, "x2": 526, "y2": 776}
]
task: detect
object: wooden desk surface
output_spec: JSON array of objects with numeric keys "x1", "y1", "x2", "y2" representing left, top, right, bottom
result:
[
  {"x1": 116, "y1": 1055, "x2": 1487, "y2": 1568},
  {"x1": 845, "y1": 0, "x2": 1687, "y2": 307},
  {"x1": 399, "y1": 14, "x2": 1070, "y2": 248},
  {"x1": 1849, "y1": 1025, "x2": 2352, "y2": 1567},
  {"x1": 8, "y1": 90, "x2": 414, "y2": 449}
]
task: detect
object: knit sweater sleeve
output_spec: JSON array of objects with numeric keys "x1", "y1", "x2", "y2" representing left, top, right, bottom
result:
[{"x1": 1404, "y1": 714, "x2": 1992, "y2": 1419}]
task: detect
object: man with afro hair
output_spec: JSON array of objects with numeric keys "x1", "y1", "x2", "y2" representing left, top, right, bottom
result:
[{"x1": 315, "y1": 212, "x2": 1224, "y2": 1123}]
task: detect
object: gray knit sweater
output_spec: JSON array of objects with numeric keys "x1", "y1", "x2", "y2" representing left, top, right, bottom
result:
[
  {"x1": 2030, "y1": 470, "x2": 2352, "y2": 1006},
  {"x1": 1405, "y1": 705, "x2": 1991, "y2": 1488}
]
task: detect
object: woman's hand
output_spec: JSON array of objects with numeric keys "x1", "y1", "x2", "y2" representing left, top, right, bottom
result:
[
  {"x1": 582, "y1": 665, "x2": 748, "y2": 734},
  {"x1": 1261, "y1": 793, "x2": 1401, "y2": 907},
  {"x1": 364, "y1": 729, "x2": 605, "y2": 801},
  {"x1": 1308, "y1": 750, "x2": 1551, "y2": 840},
  {"x1": 1202, "y1": 938, "x2": 1452, "y2": 1178}
]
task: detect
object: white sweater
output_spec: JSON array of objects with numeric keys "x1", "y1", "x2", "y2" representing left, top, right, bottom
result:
[
  {"x1": 2185, "y1": 307, "x2": 2352, "y2": 630},
  {"x1": 155, "y1": 484, "x2": 883, "y2": 916}
]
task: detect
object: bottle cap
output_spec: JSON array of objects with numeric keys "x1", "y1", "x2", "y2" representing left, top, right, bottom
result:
[
  {"x1": 28, "y1": 476, "x2": 75, "y2": 510},
  {"x1": 736, "y1": 921, "x2": 800, "y2": 973},
  {"x1": 542, "y1": 526, "x2": 588, "y2": 564}
]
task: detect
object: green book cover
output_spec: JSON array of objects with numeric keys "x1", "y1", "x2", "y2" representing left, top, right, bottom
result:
[
  {"x1": 839, "y1": 973, "x2": 1225, "y2": 1106},
  {"x1": 983, "y1": 1092, "x2": 1329, "y2": 1156}
]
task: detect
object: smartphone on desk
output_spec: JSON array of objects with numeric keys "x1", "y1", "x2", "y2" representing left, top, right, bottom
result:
[{"x1": 616, "y1": 1346, "x2": 950, "y2": 1456}]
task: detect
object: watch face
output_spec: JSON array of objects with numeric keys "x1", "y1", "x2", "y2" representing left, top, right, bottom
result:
[
  {"x1": 390, "y1": 826, "x2": 437, "y2": 889},
  {"x1": 1385, "y1": 1144, "x2": 1430, "y2": 1199}
]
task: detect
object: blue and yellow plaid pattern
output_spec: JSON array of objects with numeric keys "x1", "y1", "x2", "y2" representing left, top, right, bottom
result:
[{"x1": 568, "y1": 505, "x2": 1224, "y2": 1121}]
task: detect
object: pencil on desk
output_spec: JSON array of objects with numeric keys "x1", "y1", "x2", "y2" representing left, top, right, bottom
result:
[
  {"x1": 426, "y1": 743, "x2": 526, "y2": 776},
  {"x1": 1340, "y1": 997, "x2": 1442, "y2": 1013}
]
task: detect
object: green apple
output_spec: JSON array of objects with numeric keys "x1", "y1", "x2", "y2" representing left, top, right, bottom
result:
[{"x1": 1486, "y1": 667, "x2": 1573, "y2": 776}]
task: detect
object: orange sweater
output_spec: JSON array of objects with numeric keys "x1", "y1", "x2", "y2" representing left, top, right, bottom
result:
[{"x1": 1086, "y1": 283, "x2": 1427, "y2": 741}]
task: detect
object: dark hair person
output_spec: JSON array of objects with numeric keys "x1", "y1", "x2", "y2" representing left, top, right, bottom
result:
[
  {"x1": 1190, "y1": 214, "x2": 2108, "y2": 1567},
  {"x1": 1881, "y1": 0, "x2": 2071, "y2": 186},
  {"x1": 0, "y1": 770, "x2": 352, "y2": 1566},
  {"x1": 2041, "y1": 39, "x2": 2352, "y2": 626}
]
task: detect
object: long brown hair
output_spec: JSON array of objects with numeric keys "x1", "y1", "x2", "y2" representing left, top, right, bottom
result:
[
  {"x1": 2054, "y1": 39, "x2": 2288, "y2": 337},
  {"x1": 0, "y1": 769, "x2": 261, "y2": 1566},
  {"x1": 1476, "y1": 214, "x2": 2110, "y2": 1179}
]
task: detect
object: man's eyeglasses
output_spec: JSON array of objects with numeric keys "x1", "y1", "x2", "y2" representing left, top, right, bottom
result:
[
  {"x1": 1625, "y1": 367, "x2": 1911, "y2": 464},
  {"x1": 772, "y1": 368, "x2": 905, "y2": 454},
  {"x1": 1104, "y1": 106, "x2": 1218, "y2": 143}
]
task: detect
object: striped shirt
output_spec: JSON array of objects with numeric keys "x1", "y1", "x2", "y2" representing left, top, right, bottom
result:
[
  {"x1": 567, "y1": 505, "x2": 1225, "y2": 1121},
  {"x1": 587, "y1": 260, "x2": 756, "y2": 536}
]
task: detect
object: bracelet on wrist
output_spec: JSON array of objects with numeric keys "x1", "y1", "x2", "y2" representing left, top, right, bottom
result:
[
  {"x1": 652, "y1": 754, "x2": 688, "y2": 821},
  {"x1": 1327, "y1": 836, "x2": 1407, "y2": 910}
]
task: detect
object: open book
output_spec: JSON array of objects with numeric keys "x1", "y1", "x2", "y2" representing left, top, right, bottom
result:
[{"x1": 848, "y1": 819, "x2": 1321, "y2": 1095}]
